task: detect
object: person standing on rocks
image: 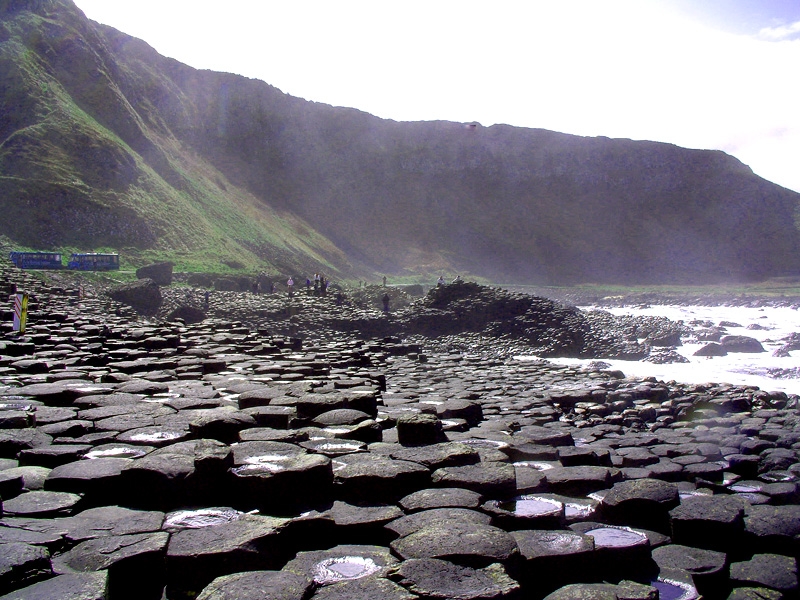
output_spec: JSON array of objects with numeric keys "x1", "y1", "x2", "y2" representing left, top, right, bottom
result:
[
  {"x1": 383, "y1": 275, "x2": 387, "y2": 287},
  {"x1": 287, "y1": 277, "x2": 294, "y2": 298},
  {"x1": 382, "y1": 292, "x2": 390, "y2": 313},
  {"x1": 203, "y1": 290, "x2": 210, "y2": 310},
  {"x1": 437, "y1": 275, "x2": 445, "y2": 287}
]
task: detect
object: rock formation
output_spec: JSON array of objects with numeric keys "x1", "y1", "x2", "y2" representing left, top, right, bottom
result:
[{"x1": 1, "y1": 265, "x2": 799, "y2": 598}]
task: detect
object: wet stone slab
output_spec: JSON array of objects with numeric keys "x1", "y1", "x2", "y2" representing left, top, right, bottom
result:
[
  {"x1": 281, "y1": 544, "x2": 398, "y2": 586},
  {"x1": 0, "y1": 542, "x2": 52, "y2": 594},
  {"x1": 195, "y1": 570, "x2": 313, "y2": 600},
  {"x1": 0, "y1": 571, "x2": 109, "y2": 600},
  {"x1": 1, "y1": 490, "x2": 82, "y2": 517},
  {"x1": 388, "y1": 558, "x2": 519, "y2": 600},
  {"x1": 389, "y1": 520, "x2": 519, "y2": 568},
  {"x1": 166, "y1": 514, "x2": 290, "y2": 597},
  {"x1": 52, "y1": 531, "x2": 169, "y2": 598}
]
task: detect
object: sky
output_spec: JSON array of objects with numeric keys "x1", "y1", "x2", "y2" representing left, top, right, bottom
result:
[{"x1": 71, "y1": 0, "x2": 800, "y2": 193}]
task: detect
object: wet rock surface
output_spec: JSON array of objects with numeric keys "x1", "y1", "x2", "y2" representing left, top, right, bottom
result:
[{"x1": 1, "y1": 266, "x2": 800, "y2": 598}]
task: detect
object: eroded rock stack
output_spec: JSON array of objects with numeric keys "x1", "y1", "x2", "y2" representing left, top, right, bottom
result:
[{"x1": 1, "y1": 267, "x2": 799, "y2": 599}]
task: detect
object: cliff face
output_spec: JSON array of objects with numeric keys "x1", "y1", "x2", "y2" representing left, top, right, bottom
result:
[{"x1": 2, "y1": 0, "x2": 799, "y2": 282}]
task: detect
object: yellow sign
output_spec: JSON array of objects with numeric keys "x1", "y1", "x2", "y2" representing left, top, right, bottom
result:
[{"x1": 13, "y1": 293, "x2": 28, "y2": 334}]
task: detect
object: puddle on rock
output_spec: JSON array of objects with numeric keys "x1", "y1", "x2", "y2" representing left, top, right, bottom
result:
[
  {"x1": 83, "y1": 447, "x2": 148, "y2": 459},
  {"x1": 496, "y1": 496, "x2": 563, "y2": 518},
  {"x1": 459, "y1": 439, "x2": 510, "y2": 451},
  {"x1": 678, "y1": 489, "x2": 714, "y2": 500},
  {"x1": 563, "y1": 500, "x2": 599, "y2": 521},
  {"x1": 587, "y1": 490, "x2": 609, "y2": 503},
  {"x1": 312, "y1": 556, "x2": 381, "y2": 585},
  {"x1": 323, "y1": 428, "x2": 353, "y2": 436},
  {"x1": 243, "y1": 454, "x2": 293, "y2": 464},
  {"x1": 651, "y1": 577, "x2": 699, "y2": 600},
  {"x1": 513, "y1": 461, "x2": 555, "y2": 471},
  {"x1": 232, "y1": 462, "x2": 286, "y2": 475},
  {"x1": 585, "y1": 526, "x2": 648, "y2": 548},
  {"x1": 733, "y1": 492, "x2": 771, "y2": 504},
  {"x1": 309, "y1": 441, "x2": 365, "y2": 455},
  {"x1": 0, "y1": 401, "x2": 35, "y2": 411},
  {"x1": 129, "y1": 431, "x2": 184, "y2": 443},
  {"x1": 728, "y1": 483, "x2": 762, "y2": 494},
  {"x1": 163, "y1": 508, "x2": 243, "y2": 531},
  {"x1": 760, "y1": 471, "x2": 796, "y2": 483}
]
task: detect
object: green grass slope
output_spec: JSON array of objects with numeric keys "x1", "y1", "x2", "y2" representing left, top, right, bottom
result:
[{"x1": 0, "y1": 0, "x2": 356, "y2": 276}]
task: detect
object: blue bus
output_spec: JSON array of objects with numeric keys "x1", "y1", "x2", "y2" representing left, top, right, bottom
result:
[
  {"x1": 67, "y1": 253, "x2": 120, "y2": 271},
  {"x1": 8, "y1": 251, "x2": 63, "y2": 269}
]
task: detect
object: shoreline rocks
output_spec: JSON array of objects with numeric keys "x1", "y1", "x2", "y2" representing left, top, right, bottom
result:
[{"x1": 1, "y1": 266, "x2": 799, "y2": 598}]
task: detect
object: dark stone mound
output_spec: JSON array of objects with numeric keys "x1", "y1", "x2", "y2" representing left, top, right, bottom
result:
[
  {"x1": 107, "y1": 279, "x2": 162, "y2": 315},
  {"x1": 720, "y1": 335, "x2": 766, "y2": 353},
  {"x1": 165, "y1": 305, "x2": 206, "y2": 324},
  {"x1": 136, "y1": 262, "x2": 173, "y2": 286}
]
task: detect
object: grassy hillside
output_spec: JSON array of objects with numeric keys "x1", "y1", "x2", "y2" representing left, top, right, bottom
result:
[
  {"x1": 2, "y1": 0, "x2": 799, "y2": 284},
  {"x1": 0, "y1": 0, "x2": 357, "y2": 277}
]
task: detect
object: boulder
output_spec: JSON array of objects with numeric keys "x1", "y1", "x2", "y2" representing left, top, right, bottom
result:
[
  {"x1": 166, "y1": 305, "x2": 206, "y2": 324},
  {"x1": 694, "y1": 343, "x2": 727, "y2": 357},
  {"x1": 135, "y1": 262, "x2": 173, "y2": 286},
  {"x1": 186, "y1": 273, "x2": 214, "y2": 287},
  {"x1": 720, "y1": 335, "x2": 766, "y2": 353},
  {"x1": 213, "y1": 277, "x2": 251, "y2": 292},
  {"x1": 107, "y1": 279, "x2": 162, "y2": 315}
]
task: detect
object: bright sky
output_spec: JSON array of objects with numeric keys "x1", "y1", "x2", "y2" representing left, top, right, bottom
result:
[{"x1": 72, "y1": 0, "x2": 800, "y2": 193}]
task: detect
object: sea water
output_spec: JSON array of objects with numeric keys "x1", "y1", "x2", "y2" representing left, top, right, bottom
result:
[{"x1": 536, "y1": 304, "x2": 800, "y2": 396}]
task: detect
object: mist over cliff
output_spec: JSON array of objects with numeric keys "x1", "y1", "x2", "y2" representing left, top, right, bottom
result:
[{"x1": 2, "y1": 0, "x2": 799, "y2": 283}]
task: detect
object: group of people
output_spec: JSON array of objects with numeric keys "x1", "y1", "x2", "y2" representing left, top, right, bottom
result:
[
  {"x1": 437, "y1": 274, "x2": 461, "y2": 286},
  {"x1": 286, "y1": 273, "x2": 330, "y2": 298},
  {"x1": 202, "y1": 272, "x2": 465, "y2": 315}
]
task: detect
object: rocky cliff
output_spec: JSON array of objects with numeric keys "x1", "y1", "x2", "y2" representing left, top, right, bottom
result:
[{"x1": 2, "y1": 0, "x2": 799, "y2": 283}]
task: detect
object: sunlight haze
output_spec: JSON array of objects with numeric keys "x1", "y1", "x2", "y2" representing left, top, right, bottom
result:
[{"x1": 72, "y1": 0, "x2": 800, "y2": 193}]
